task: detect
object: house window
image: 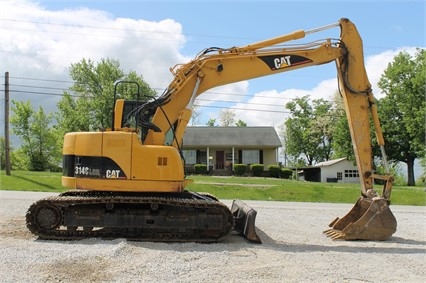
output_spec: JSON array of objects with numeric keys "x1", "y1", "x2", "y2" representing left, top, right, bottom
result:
[
  {"x1": 337, "y1": 172, "x2": 342, "y2": 180},
  {"x1": 344, "y1": 170, "x2": 359, "y2": 178},
  {"x1": 225, "y1": 152, "x2": 236, "y2": 161},
  {"x1": 196, "y1": 150, "x2": 207, "y2": 164},
  {"x1": 182, "y1": 150, "x2": 196, "y2": 165},
  {"x1": 242, "y1": 150, "x2": 259, "y2": 164}
]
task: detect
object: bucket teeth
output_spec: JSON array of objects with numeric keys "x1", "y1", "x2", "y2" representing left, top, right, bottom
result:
[{"x1": 323, "y1": 229, "x2": 346, "y2": 240}]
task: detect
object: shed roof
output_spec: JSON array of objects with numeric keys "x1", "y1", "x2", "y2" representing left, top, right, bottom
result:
[
  {"x1": 315, "y1": 157, "x2": 347, "y2": 167},
  {"x1": 183, "y1": 126, "x2": 282, "y2": 147}
]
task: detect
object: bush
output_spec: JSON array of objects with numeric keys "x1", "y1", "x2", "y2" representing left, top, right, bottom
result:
[
  {"x1": 267, "y1": 165, "x2": 293, "y2": 179},
  {"x1": 49, "y1": 163, "x2": 63, "y2": 173},
  {"x1": 29, "y1": 153, "x2": 49, "y2": 171},
  {"x1": 281, "y1": 168, "x2": 293, "y2": 179},
  {"x1": 250, "y1": 164, "x2": 264, "y2": 177},
  {"x1": 268, "y1": 165, "x2": 281, "y2": 178},
  {"x1": 194, "y1": 164, "x2": 208, "y2": 175},
  {"x1": 233, "y1": 164, "x2": 247, "y2": 176}
]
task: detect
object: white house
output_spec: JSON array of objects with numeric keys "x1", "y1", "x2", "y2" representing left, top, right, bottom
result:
[
  {"x1": 182, "y1": 126, "x2": 282, "y2": 174},
  {"x1": 298, "y1": 157, "x2": 359, "y2": 183}
]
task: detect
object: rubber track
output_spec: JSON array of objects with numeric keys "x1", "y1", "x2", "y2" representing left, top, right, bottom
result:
[{"x1": 26, "y1": 191, "x2": 233, "y2": 242}]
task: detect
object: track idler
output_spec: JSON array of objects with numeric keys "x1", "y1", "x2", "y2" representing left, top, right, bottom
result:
[
  {"x1": 231, "y1": 199, "x2": 262, "y2": 243},
  {"x1": 324, "y1": 196, "x2": 397, "y2": 240}
]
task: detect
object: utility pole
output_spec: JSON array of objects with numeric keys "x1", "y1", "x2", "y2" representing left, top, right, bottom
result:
[{"x1": 4, "y1": 72, "x2": 11, "y2": 175}]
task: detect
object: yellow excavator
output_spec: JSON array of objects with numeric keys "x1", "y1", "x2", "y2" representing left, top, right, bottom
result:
[{"x1": 26, "y1": 18, "x2": 396, "y2": 243}]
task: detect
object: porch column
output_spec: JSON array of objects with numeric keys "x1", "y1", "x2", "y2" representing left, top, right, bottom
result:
[
  {"x1": 276, "y1": 148, "x2": 279, "y2": 165},
  {"x1": 232, "y1": 147, "x2": 235, "y2": 171},
  {"x1": 207, "y1": 147, "x2": 210, "y2": 170}
]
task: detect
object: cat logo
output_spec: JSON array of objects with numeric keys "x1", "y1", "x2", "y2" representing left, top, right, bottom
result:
[
  {"x1": 106, "y1": 169, "x2": 121, "y2": 178},
  {"x1": 258, "y1": 54, "x2": 313, "y2": 71},
  {"x1": 274, "y1": 56, "x2": 291, "y2": 69}
]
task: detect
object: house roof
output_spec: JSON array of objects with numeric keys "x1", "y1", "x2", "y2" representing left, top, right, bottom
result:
[
  {"x1": 183, "y1": 126, "x2": 282, "y2": 147},
  {"x1": 315, "y1": 157, "x2": 347, "y2": 167}
]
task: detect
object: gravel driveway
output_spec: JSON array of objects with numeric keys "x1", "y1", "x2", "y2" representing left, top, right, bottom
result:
[{"x1": 0, "y1": 191, "x2": 424, "y2": 283}]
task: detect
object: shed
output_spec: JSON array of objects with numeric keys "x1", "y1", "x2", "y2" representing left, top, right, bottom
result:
[{"x1": 297, "y1": 158, "x2": 359, "y2": 183}]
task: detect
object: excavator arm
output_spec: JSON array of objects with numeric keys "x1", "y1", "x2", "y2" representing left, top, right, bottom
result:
[
  {"x1": 134, "y1": 18, "x2": 392, "y2": 199},
  {"x1": 127, "y1": 18, "x2": 396, "y2": 240}
]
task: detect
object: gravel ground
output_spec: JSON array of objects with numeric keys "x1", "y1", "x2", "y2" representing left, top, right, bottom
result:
[{"x1": 0, "y1": 190, "x2": 425, "y2": 283}]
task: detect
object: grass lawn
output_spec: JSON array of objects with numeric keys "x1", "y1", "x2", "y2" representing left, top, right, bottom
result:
[{"x1": 1, "y1": 171, "x2": 424, "y2": 206}]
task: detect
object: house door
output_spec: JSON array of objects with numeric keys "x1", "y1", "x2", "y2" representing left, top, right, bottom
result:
[{"x1": 216, "y1": 151, "x2": 224, "y2": 169}]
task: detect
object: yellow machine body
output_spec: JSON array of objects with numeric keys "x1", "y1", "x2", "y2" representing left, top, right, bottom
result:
[
  {"x1": 27, "y1": 18, "x2": 397, "y2": 242},
  {"x1": 62, "y1": 131, "x2": 189, "y2": 192}
]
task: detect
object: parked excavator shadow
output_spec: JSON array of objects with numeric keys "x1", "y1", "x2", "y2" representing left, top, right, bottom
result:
[{"x1": 14, "y1": 175, "x2": 58, "y2": 191}]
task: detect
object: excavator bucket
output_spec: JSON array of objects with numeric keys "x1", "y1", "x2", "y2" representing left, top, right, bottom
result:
[
  {"x1": 324, "y1": 197, "x2": 397, "y2": 240},
  {"x1": 231, "y1": 200, "x2": 262, "y2": 243}
]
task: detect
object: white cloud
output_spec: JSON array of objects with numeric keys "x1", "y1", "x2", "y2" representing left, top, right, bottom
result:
[
  {"x1": 1, "y1": 0, "x2": 187, "y2": 103},
  {"x1": 197, "y1": 81, "x2": 249, "y2": 107},
  {"x1": 1, "y1": 0, "x2": 420, "y2": 133},
  {"x1": 233, "y1": 88, "x2": 306, "y2": 127}
]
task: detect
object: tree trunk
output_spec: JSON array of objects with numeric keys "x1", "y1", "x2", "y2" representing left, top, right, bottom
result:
[{"x1": 406, "y1": 157, "x2": 416, "y2": 186}]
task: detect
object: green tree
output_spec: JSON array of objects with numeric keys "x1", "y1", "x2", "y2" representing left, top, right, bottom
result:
[
  {"x1": 56, "y1": 58, "x2": 155, "y2": 134},
  {"x1": 377, "y1": 49, "x2": 425, "y2": 186},
  {"x1": 331, "y1": 91, "x2": 388, "y2": 174},
  {"x1": 10, "y1": 101, "x2": 59, "y2": 171},
  {"x1": 235, "y1": 119, "x2": 247, "y2": 127},
  {"x1": 284, "y1": 95, "x2": 334, "y2": 165},
  {"x1": 206, "y1": 118, "x2": 217, "y2": 126},
  {"x1": 311, "y1": 98, "x2": 335, "y2": 161},
  {"x1": 419, "y1": 157, "x2": 426, "y2": 185},
  {"x1": 330, "y1": 92, "x2": 354, "y2": 161}
]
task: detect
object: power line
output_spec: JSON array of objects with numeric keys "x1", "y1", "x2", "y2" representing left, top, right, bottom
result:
[
  {"x1": 193, "y1": 104, "x2": 344, "y2": 118},
  {"x1": 2, "y1": 18, "x2": 180, "y2": 35},
  {"x1": 194, "y1": 104, "x2": 290, "y2": 114},
  {"x1": 1, "y1": 19, "x2": 192, "y2": 43},
  {"x1": 3, "y1": 90, "x2": 70, "y2": 97},
  {"x1": 0, "y1": 74, "x2": 336, "y2": 112},
  {"x1": 2, "y1": 76, "x2": 74, "y2": 84},
  {"x1": 1, "y1": 18, "x2": 396, "y2": 51},
  {"x1": 197, "y1": 98, "x2": 287, "y2": 107},
  {"x1": 0, "y1": 88, "x2": 294, "y2": 106},
  {"x1": 2, "y1": 26, "x2": 181, "y2": 42},
  {"x1": 10, "y1": 84, "x2": 70, "y2": 91},
  {"x1": 0, "y1": 75, "x2": 303, "y2": 102},
  {"x1": 1, "y1": 18, "x2": 257, "y2": 43},
  {"x1": 0, "y1": 88, "x2": 292, "y2": 113}
]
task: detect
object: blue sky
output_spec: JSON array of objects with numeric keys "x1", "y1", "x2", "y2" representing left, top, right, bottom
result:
[
  {"x1": 1, "y1": 0, "x2": 424, "y2": 125},
  {"x1": 40, "y1": 0, "x2": 425, "y2": 54},
  {"x1": 0, "y1": 0, "x2": 424, "y2": 173}
]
